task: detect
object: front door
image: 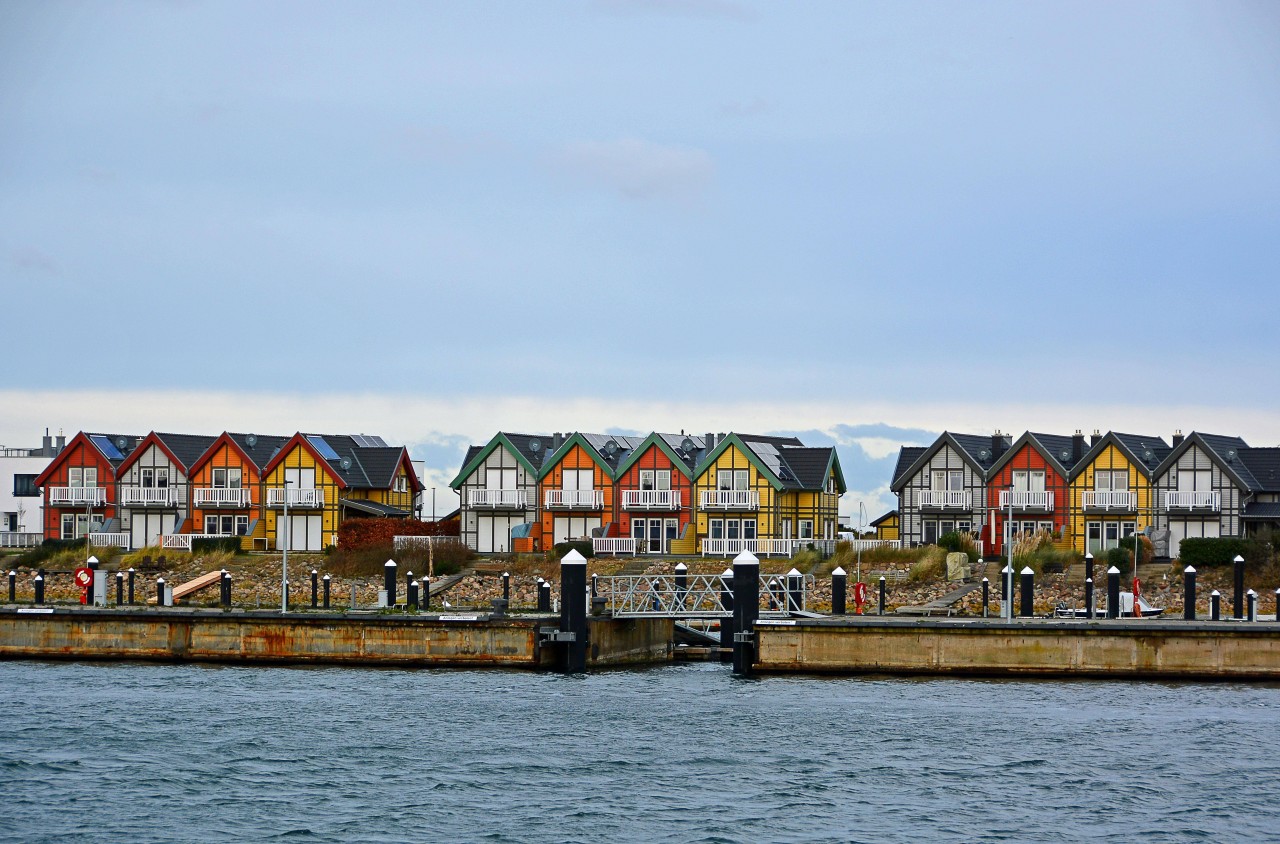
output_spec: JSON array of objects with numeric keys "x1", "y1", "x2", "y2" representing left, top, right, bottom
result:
[{"x1": 649, "y1": 518, "x2": 663, "y2": 554}]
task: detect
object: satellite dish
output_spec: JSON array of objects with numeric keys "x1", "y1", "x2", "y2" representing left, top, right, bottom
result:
[
  {"x1": 1142, "y1": 448, "x2": 1155, "y2": 463},
  {"x1": 1059, "y1": 449, "x2": 1071, "y2": 461},
  {"x1": 246, "y1": 434, "x2": 258, "y2": 448},
  {"x1": 681, "y1": 437, "x2": 695, "y2": 453},
  {"x1": 604, "y1": 440, "x2": 619, "y2": 457},
  {"x1": 1226, "y1": 448, "x2": 1238, "y2": 461},
  {"x1": 978, "y1": 448, "x2": 992, "y2": 461},
  {"x1": 340, "y1": 457, "x2": 352, "y2": 471},
  {"x1": 115, "y1": 436, "x2": 128, "y2": 451},
  {"x1": 529, "y1": 438, "x2": 542, "y2": 453}
]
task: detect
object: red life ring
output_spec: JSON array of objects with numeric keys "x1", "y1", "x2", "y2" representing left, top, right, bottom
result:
[{"x1": 853, "y1": 581, "x2": 868, "y2": 614}]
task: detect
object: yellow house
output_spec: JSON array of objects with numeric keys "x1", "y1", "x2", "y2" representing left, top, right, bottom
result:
[
  {"x1": 1068, "y1": 431, "x2": 1171, "y2": 556},
  {"x1": 261, "y1": 433, "x2": 422, "y2": 551},
  {"x1": 691, "y1": 433, "x2": 844, "y2": 556},
  {"x1": 871, "y1": 510, "x2": 899, "y2": 541}
]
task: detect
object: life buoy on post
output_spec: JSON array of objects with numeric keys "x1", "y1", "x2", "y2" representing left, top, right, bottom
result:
[
  {"x1": 1132, "y1": 578, "x2": 1142, "y2": 617},
  {"x1": 853, "y1": 581, "x2": 868, "y2": 615}
]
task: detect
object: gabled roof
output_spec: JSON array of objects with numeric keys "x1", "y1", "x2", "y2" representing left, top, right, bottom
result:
[
  {"x1": 187, "y1": 432, "x2": 292, "y2": 478},
  {"x1": 115, "y1": 431, "x2": 218, "y2": 477},
  {"x1": 613, "y1": 432, "x2": 708, "y2": 480},
  {"x1": 694, "y1": 433, "x2": 787, "y2": 489},
  {"x1": 1237, "y1": 448, "x2": 1280, "y2": 493},
  {"x1": 1151, "y1": 432, "x2": 1256, "y2": 491},
  {"x1": 870, "y1": 509, "x2": 898, "y2": 527},
  {"x1": 690, "y1": 433, "x2": 840, "y2": 492},
  {"x1": 537, "y1": 432, "x2": 645, "y2": 480},
  {"x1": 261, "y1": 433, "x2": 348, "y2": 489},
  {"x1": 769, "y1": 446, "x2": 845, "y2": 492},
  {"x1": 891, "y1": 447, "x2": 927, "y2": 486},
  {"x1": 33, "y1": 431, "x2": 144, "y2": 486},
  {"x1": 1069, "y1": 431, "x2": 1171, "y2": 481},
  {"x1": 986, "y1": 431, "x2": 1080, "y2": 478},
  {"x1": 889, "y1": 433, "x2": 999, "y2": 492},
  {"x1": 449, "y1": 432, "x2": 552, "y2": 488}
]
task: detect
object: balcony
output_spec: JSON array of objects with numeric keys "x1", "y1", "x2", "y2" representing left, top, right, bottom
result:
[
  {"x1": 266, "y1": 488, "x2": 325, "y2": 508},
  {"x1": 544, "y1": 489, "x2": 603, "y2": 509},
  {"x1": 1162, "y1": 491, "x2": 1220, "y2": 511},
  {"x1": 1082, "y1": 490, "x2": 1134, "y2": 510},
  {"x1": 999, "y1": 491, "x2": 1054, "y2": 510},
  {"x1": 622, "y1": 489, "x2": 680, "y2": 510},
  {"x1": 49, "y1": 487, "x2": 107, "y2": 506},
  {"x1": 700, "y1": 490, "x2": 760, "y2": 510},
  {"x1": 467, "y1": 489, "x2": 527, "y2": 509},
  {"x1": 919, "y1": 490, "x2": 971, "y2": 509},
  {"x1": 121, "y1": 487, "x2": 179, "y2": 507},
  {"x1": 195, "y1": 488, "x2": 252, "y2": 508}
]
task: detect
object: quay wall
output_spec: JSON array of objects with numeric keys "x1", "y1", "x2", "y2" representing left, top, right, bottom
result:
[
  {"x1": 0, "y1": 608, "x2": 670, "y2": 670},
  {"x1": 754, "y1": 618, "x2": 1280, "y2": 680}
]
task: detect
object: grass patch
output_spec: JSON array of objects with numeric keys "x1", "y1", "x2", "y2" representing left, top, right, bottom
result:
[{"x1": 323, "y1": 542, "x2": 474, "y2": 579}]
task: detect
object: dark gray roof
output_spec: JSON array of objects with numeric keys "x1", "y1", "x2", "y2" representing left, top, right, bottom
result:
[
  {"x1": 228, "y1": 433, "x2": 292, "y2": 471},
  {"x1": 501, "y1": 432, "x2": 554, "y2": 472},
  {"x1": 1112, "y1": 432, "x2": 1172, "y2": 470},
  {"x1": 656, "y1": 432, "x2": 707, "y2": 471},
  {"x1": 1238, "y1": 448, "x2": 1280, "y2": 492},
  {"x1": 893, "y1": 447, "x2": 927, "y2": 485},
  {"x1": 154, "y1": 433, "x2": 218, "y2": 472},
  {"x1": 1242, "y1": 501, "x2": 1280, "y2": 519},
  {"x1": 949, "y1": 433, "x2": 1003, "y2": 471},
  {"x1": 579, "y1": 432, "x2": 647, "y2": 472},
  {"x1": 460, "y1": 445, "x2": 483, "y2": 471},
  {"x1": 306, "y1": 435, "x2": 409, "y2": 489},
  {"x1": 340, "y1": 497, "x2": 411, "y2": 517},
  {"x1": 774, "y1": 447, "x2": 835, "y2": 490},
  {"x1": 1195, "y1": 434, "x2": 1258, "y2": 490},
  {"x1": 1029, "y1": 432, "x2": 1084, "y2": 470},
  {"x1": 738, "y1": 433, "x2": 804, "y2": 448},
  {"x1": 870, "y1": 509, "x2": 897, "y2": 527}
]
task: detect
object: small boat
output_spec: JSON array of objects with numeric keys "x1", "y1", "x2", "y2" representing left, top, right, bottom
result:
[{"x1": 1053, "y1": 592, "x2": 1166, "y2": 618}]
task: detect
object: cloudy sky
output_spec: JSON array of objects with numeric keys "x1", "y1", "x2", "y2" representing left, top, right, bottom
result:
[{"x1": 2, "y1": 1, "x2": 1278, "y2": 520}]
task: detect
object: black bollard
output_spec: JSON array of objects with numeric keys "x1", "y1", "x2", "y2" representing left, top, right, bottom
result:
[
  {"x1": 422, "y1": 577, "x2": 430, "y2": 611},
  {"x1": 323, "y1": 574, "x2": 331, "y2": 609},
  {"x1": 1247, "y1": 590, "x2": 1257, "y2": 622},
  {"x1": 405, "y1": 571, "x2": 416, "y2": 610},
  {"x1": 1084, "y1": 552, "x2": 1094, "y2": 586},
  {"x1": 502, "y1": 571, "x2": 510, "y2": 603},
  {"x1": 719, "y1": 568, "x2": 734, "y2": 662},
  {"x1": 221, "y1": 571, "x2": 231, "y2": 607},
  {"x1": 8, "y1": 570, "x2": 16, "y2": 603},
  {"x1": 1275, "y1": 589, "x2": 1280, "y2": 623},
  {"x1": 407, "y1": 579, "x2": 419, "y2": 611},
  {"x1": 1183, "y1": 566, "x2": 1197, "y2": 621},
  {"x1": 1106, "y1": 566, "x2": 1120, "y2": 619},
  {"x1": 878, "y1": 575, "x2": 886, "y2": 616},
  {"x1": 34, "y1": 574, "x2": 44, "y2": 605},
  {"x1": 384, "y1": 560, "x2": 397, "y2": 607},
  {"x1": 767, "y1": 578, "x2": 780, "y2": 611},
  {"x1": 674, "y1": 563, "x2": 688, "y2": 610},
  {"x1": 981, "y1": 577, "x2": 989, "y2": 618},
  {"x1": 156, "y1": 577, "x2": 166, "y2": 608},
  {"x1": 786, "y1": 568, "x2": 804, "y2": 615},
  {"x1": 538, "y1": 580, "x2": 551, "y2": 613},
  {"x1": 560, "y1": 550, "x2": 589, "y2": 674},
  {"x1": 591, "y1": 573, "x2": 598, "y2": 599},
  {"x1": 731, "y1": 552, "x2": 760, "y2": 676},
  {"x1": 1233, "y1": 555, "x2": 1245, "y2": 620},
  {"x1": 311, "y1": 570, "x2": 319, "y2": 609},
  {"x1": 127, "y1": 568, "x2": 136, "y2": 605},
  {"x1": 831, "y1": 567, "x2": 847, "y2": 615},
  {"x1": 115, "y1": 572, "x2": 124, "y2": 605},
  {"x1": 1211, "y1": 590, "x2": 1221, "y2": 621},
  {"x1": 1085, "y1": 578, "x2": 1094, "y2": 619},
  {"x1": 1019, "y1": 567, "x2": 1034, "y2": 618},
  {"x1": 1000, "y1": 565, "x2": 1010, "y2": 608}
]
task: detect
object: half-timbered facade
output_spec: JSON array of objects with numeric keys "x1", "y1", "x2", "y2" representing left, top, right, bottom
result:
[
  {"x1": 187, "y1": 432, "x2": 290, "y2": 549},
  {"x1": 1067, "y1": 431, "x2": 1170, "y2": 556},
  {"x1": 984, "y1": 431, "x2": 1084, "y2": 556},
  {"x1": 1238, "y1": 448, "x2": 1280, "y2": 538},
  {"x1": 870, "y1": 510, "x2": 899, "y2": 541},
  {"x1": 451, "y1": 432, "x2": 550, "y2": 553},
  {"x1": 1150, "y1": 432, "x2": 1249, "y2": 556},
  {"x1": 891, "y1": 433, "x2": 1004, "y2": 549},
  {"x1": 34, "y1": 432, "x2": 141, "y2": 542},
  {"x1": 538, "y1": 433, "x2": 642, "y2": 547},
  {"x1": 612, "y1": 432, "x2": 705, "y2": 554},
  {"x1": 113, "y1": 432, "x2": 216, "y2": 548}
]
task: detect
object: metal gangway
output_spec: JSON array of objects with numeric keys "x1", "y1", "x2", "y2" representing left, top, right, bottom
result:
[{"x1": 596, "y1": 572, "x2": 813, "y2": 618}]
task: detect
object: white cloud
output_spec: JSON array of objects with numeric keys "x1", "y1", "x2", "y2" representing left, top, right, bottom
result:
[{"x1": 553, "y1": 138, "x2": 715, "y2": 201}]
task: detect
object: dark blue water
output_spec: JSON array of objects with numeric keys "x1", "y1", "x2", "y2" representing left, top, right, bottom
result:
[{"x1": 1, "y1": 661, "x2": 1277, "y2": 843}]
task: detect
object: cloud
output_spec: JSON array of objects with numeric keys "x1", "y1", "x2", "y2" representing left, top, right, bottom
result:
[
  {"x1": 553, "y1": 138, "x2": 715, "y2": 201},
  {"x1": 591, "y1": 0, "x2": 755, "y2": 22}
]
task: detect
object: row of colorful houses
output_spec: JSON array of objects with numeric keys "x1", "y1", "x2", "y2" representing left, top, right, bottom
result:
[
  {"x1": 449, "y1": 431, "x2": 845, "y2": 555},
  {"x1": 881, "y1": 429, "x2": 1280, "y2": 558},
  {"x1": 31, "y1": 430, "x2": 423, "y2": 551}
]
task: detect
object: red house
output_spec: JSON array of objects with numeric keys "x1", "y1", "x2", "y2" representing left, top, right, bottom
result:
[
  {"x1": 33, "y1": 432, "x2": 142, "y2": 541},
  {"x1": 611, "y1": 432, "x2": 704, "y2": 554},
  {"x1": 984, "y1": 431, "x2": 1085, "y2": 556}
]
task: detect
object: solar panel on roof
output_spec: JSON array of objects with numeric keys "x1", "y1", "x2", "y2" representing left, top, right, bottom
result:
[
  {"x1": 350, "y1": 434, "x2": 386, "y2": 448},
  {"x1": 90, "y1": 435, "x2": 124, "y2": 460},
  {"x1": 307, "y1": 436, "x2": 341, "y2": 460}
]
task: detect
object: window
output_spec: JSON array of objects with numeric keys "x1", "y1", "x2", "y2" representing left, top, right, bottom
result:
[
  {"x1": 717, "y1": 469, "x2": 749, "y2": 490},
  {"x1": 1013, "y1": 470, "x2": 1045, "y2": 492},
  {"x1": 61, "y1": 513, "x2": 101, "y2": 539},
  {"x1": 656, "y1": 470, "x2": 671, "y2": 490},
  {"x1": 957, "y1": 520, "x2": 972, "y2": 535},
  {"x1": 1095, "y1": 470, "x2": 1128, "y2": 491},
  {"x1": 742, "y1": 519, "x2": 756, "y2": 540},
  {"x1": 3, "y1": 513, "x2": 16, "y2": 532},
  {"x1": 726, "y1": 520, "x2": 740, "y2": 540},
  {"x1": 394, "y1": 474, "x2": 408, "y2": 493},
  {"x1": 213, "y1": 468, "x2": 243, "y2": 489},
  {"x1": 710, "y1": 519, "x2": 723, "y2": 540},
  {"x1": 639, "y1": 470, "x2": 654, "y2": 491},
  {"x1": 206, "y1": 515, "x2": 251, "y2": 536},
  {"x1": 141, "y1": 468, "x2": 168, "y2": 488},
  {"x1": 931, "y1": 470, "x2": 963, "y2": 491},
  {"x1": 799, "y1": 520, "x2": 814, "y2": 539},
  {"x1": 13, "y1": 474, "x2": 38, "y2": 497},
  {"x1": 1087, "y1": 521, "x2": 1102, "y2": 553}
]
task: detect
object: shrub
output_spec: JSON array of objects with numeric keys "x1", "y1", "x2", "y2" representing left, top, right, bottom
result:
[
  {"x1": 337, "y1": 517, "x2": 459, "y2": 551},
  {"x1": 1106, "y1": 547, "x2": 1129, "y2": 570},
  {"x1": 908, "y1": 546, "x2": 946, "y2": 582},
  {"x1": 553, "y1": 540, "x2": 595, "y2": 559},
  {"x1": 191, "y1": 537, "x2": 241, "y2": 555},
  {"x1": 1177, "y1": 537, "x2": 1270, "y2": 568}
]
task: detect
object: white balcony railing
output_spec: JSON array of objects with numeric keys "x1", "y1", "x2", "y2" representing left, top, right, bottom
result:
[
  {"x1": 121, "y1": 487, "x2": 178, "y2": 507},
  {"x1": 467, "y1": 489, "x2": 527, "y2": 509},
  {"x1": 266, "y1": 488, "x2": 325, "y2": 508},
  {"x1": 88, "y1": 532, "x2": 130, "y2": 548},
  {"x1": 699, "y1": 490, "x2": 760, "y2": 510},
  {"x1": 0, "y1": 532, "x2": 42, "y2": 548},
  {"x1": 999, "y1": 491, "x2": 1054, "y2": 510},
  {"x1": 622, "y1": 490, "x2": 680, "y2": 510},
  {"x1": 49, "y1": 487, "x2": 108, "y2": 506},
  {"x1": 844, "y1": 539, "x2": 902, "y2": 552},
  {"x1": 544, "y1": 489, "x2": 603, "y2": 509},
  {"x1": 919, "y1": 490, "x2": 971, "y2": 509},
  {"x1": 160, "y1": 533, "x2": 230, "y2": 551},
  {"x1": 1082, "y1": 491, "x2": 1134, "y2": 510},
  {"x1": 194, "y1": 488, "x2": 252, "y2": 508},
  {"x1": 593, "y1": 537, "x2": 637, "y2": 555},
  {"x1": 1162, "y1": 491, "x2": 1221, "y2": 511}
]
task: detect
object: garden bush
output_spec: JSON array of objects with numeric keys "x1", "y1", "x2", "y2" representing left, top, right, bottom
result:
[
  {"x1": 552, "y1": 540, "x2": 595, "y2": 559},
  {"x1": 338, "y1": 517, "x2": 459, "y2": 551},
  {"x1": 1177, "y1": 537, "x2": 1270, "y2": 568},
  {"x1": 191, "y1": 537, "x2": 242, "y2": 555}
]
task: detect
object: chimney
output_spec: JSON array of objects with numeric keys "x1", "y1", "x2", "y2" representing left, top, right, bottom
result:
[
  {"x1": 1091, "y1": 429, "x2": 1102, "y2": 446},
  {"x1": 991, "y1": 429, "x2": 1007, "y2": 459},
  {"x1": 705, "y1": 432, "x2": 715, "y2": 449},
  {"x1": 42, "y1": 429, "x2": 52, "y2": 457},
  {"x1": 56, "y1": 432, "x2": 66, "y2": 453},
  {"x1": 1172, "y1": 429, "x2": 1184, "y2": 447},
  {"x1": 553, "y1": 432, "x2": 562, "y2": 449},
  {"x1": 1072, "y1": 430, "x2": 1084, "y2": 463}
]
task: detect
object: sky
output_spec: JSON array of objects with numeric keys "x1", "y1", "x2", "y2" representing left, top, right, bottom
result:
[{"x1": 2, "y1": 1, "x2": 1278, "y2": 521}]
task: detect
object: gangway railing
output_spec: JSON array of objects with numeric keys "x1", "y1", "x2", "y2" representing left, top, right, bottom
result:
[{"x1": 596, "y1": 573, "x2": 809, "y2": 618}]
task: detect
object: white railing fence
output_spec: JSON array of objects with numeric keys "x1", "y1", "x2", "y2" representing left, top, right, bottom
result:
[
  {"x1": 467, "y1": 489, "x2": 527, "y2": 508},
  {"x1": 699, "y1": 490, "x2": 760, "y2": 510},
  {"x1": 49, "y1": 487, "x2": 108, "y2": 506},
  {"x1": 0, "y1": 532, "x2": 43, "y2": 548},
  {"x1": 392, "y1": 535, "x2": 463, "y2": 551},
  {"x1": 919, "y1": 490, "x2": 971, "y2": 508},
  {"x1": 1162, "y1": 491, "x2": 1220, "y2": 510},
  {"x1": 999, "y1": 491, "x2": 1053, "y2": 509},
  {"x1": 844, "y1": 539, "x2": 901, "y2": 552},
  {"x1": 544, "y1": 489, "x2": 604, "y2": 508},
  {"x1": 121, "y1": 488, "x2": 178, "y2": 507},
  {"x1": 1082, "y1": 491, "x2": 1134, "y2": 509},
  {"x1": 194, "y1": 488, "x2": 252, "y2": 507},
  {"x1": 266, "y1": 488, "x2": 325, "y2": 507},
  {"x1": 160, "y1": 533, "x2": 232, "y2": 550},
  {"x1": 621, "y1": 490, "x2": 680, "y2": 510},
  {"x1": 88, "y1": 532, "x2": 130, "y2": 548},
  {"x1": 592, "y1": 537, "x2": 637, "y2": 555}
]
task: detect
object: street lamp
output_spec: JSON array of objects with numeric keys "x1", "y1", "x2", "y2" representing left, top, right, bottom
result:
[
  {"x1": 1005, "y1": 486, "x2": 1015, "y2": 621},
  {"x1": 856, "y1": 501, "x2": 868, "y2": 583},
  {"x1": 281, "y1": 479, "x2": 292, "y2": 614}
]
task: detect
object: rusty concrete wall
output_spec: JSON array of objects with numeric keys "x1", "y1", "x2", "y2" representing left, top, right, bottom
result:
[
  {"x1": 755, "y1": 619, "x2": 1280, "y2": 680},
  {"x1": 588, "y1": 616, "x2": 673, "y2": 667},
  {"x1": 0, "y1": 609, "x2": 547, "y2": 668}
]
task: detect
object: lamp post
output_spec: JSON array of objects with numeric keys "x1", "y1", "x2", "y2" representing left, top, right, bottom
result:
[
  {"x1": 432, "y1": 487, "x2": 436, "y2": 522},
  {"x1": 856, "y1": 501, "x2": 868, "y2": 584},
  {"x1": 1005, "y1": 486, "x2": 1015, "y2": 621},
  {"x1": 281, "y1": 479, "x2": 291, "y2": 615}
]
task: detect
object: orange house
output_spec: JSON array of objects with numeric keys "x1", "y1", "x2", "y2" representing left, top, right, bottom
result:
[
  {"x1": 187, "y1": 432, "x2": 291, "y2": 550},
  {"x1": 537, "y1": 433, "x2": 628, "y2": 547}
]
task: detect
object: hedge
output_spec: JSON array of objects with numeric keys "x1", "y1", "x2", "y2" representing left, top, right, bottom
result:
[
  {"x1": 338, "y1": 518, "x2": 459, "y2": 551},
  {"x1": 1177, "y1": 537, "x2": 1270, "y2": 568},
  {"x1": 191, "y1": 537, "x2": 243, "y2": 555},
  {"x1": 553, "y1": 540, "x2": 595, "y2": 559}
]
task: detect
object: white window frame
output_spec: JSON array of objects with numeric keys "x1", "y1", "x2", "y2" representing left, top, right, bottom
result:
[{"x1": 799, "y1": 519, "x2": 814, "y2": 540}]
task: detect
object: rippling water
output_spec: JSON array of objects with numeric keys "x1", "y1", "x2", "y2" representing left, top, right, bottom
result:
[{"x1": 1, "y1": 661, "x2": 1277, "y2": 843}]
